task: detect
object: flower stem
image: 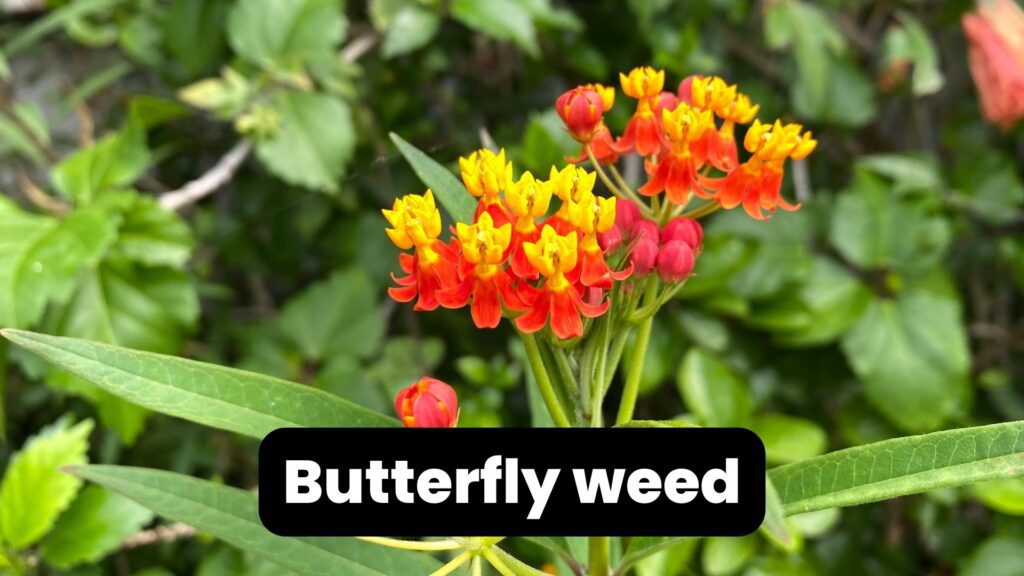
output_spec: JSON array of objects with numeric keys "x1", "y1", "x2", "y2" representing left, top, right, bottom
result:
[
  {"x1": 356, "y1": 537, "x2": 461, "y2": 551},
  {"x1": 586, "y1": 145, "x2": 650, "y2": 217},
  {"x1": 588, "y1": 537, "x2": 610, "y2": 576},
  {"x1": 615, "y1": 279, "x2": 657, "y2": 426},
  {"x1": 431, "y1": 551, "x2": 473, "y2": 576},
  {"x1": 519, "y1": 330, "x2": 572, "y2": 428},
  {"x1": 678, "y1": 200, "x2": 722, "y2": 219},
  {"x1": 488, "y1": 548, "x2": 553, "y2": 576},
  {"x1": 590, "y1": 319, "x2": 611, "y2": 427}
]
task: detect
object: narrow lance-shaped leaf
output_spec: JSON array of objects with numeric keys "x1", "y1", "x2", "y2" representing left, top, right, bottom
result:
[
  {"x1": 389, "y1": 132, "x2": 476, "y2": 224},
  {"x1": 71, "y1": 465, "x2": 441, "y2": 576},
  {"x1": 2, "y1": 330, "x2": 399, "y2": 438},
  {"x1": 770, "y1": 420, "x2": 1024, "y2": 516}
]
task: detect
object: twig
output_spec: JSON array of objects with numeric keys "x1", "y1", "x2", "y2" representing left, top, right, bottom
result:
[
  {"x1": 73, "y1": 101, "x2": 94, "y2": 147},
  {"x1": 792, "y1": 158, "x2": 812, "y2": 203},
  {"x1": 120, "y1": 522, "x2": 196, "y2": 549},
  {"x1": 0, "y1": 90, "x2": 56, "y2": 164},
  {"x1": 478, "y1": 126, "x2": 499, "y2": 152},
  {"x1": 158, "y1": 140, "x2": 252, "y2": 212},
  {"x1": 341, "y1": 32, "x2": 378, "y2": 63},
  {"x1": 19, "y1": 173, "x2": 68, "y2": 216}
]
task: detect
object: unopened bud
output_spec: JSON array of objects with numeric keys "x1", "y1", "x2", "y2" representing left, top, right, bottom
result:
[
  {"x1": 656, "y1": 240, "x2": 695, "y2": 283},
  {"x1": 394, "y1": 377, "x2": 459, "y2": 428},
  {"x1": 661, "y1": 217, "x2": 703, "y2": 249},
  {"x1": 630, "y1": 238, "x2": 660, "y2": 277}
]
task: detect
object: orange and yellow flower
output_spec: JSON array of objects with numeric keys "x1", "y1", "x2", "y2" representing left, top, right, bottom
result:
[
  {"x1": 383, "y1": 190, "x2": 458, "y2": 310},
  {"x1": 638, "y1": 101, "x2": 714, "y2": 204},
  {"x1": 515, "y1": 226, "x2": 608, "y2": 340},
  {"x1": 613, "y1": 67, "x2": 667, "y2": 157}
]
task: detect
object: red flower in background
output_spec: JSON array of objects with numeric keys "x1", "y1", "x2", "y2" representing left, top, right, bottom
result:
[{"x1": 963, "y1": 0, "x2": 1024, "y2": 129}]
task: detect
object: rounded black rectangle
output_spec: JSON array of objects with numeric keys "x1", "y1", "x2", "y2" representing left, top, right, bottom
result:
[{"x1": 258, "y1": 427, "x2": 765, "y2": 536}]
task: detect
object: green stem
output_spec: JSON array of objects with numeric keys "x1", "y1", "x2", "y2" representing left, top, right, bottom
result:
[
  {"x1": 590, "y1": 319, "x2": 611, "y2": 427},
  {"x1": 588, "y1": 537, "x2": 610, "y2": 576},
  {"x1": 487, "y1": 548, "x2": 552, "y2": 576},
  {"x1": 603, "y1": 329, "x2": 630, "y2": 396},
  {"x1": 537, "y1": 340, "x2": 575, "y2": 411},
  {"x1": 519, "y1": 331, "x2": 572, "y2": 428},
  {"x1": 615, "y1": 279, "x2": 658, "y2": 426},
  {"x1": 587, "y1": 145, "x2": 651, "y2": 217},
  {"x1": 678, "y1": 200, "x2": 722, "y2": 220},
  {"x1": 606, "y1": 163, "x2": 648, "y2": 209}
]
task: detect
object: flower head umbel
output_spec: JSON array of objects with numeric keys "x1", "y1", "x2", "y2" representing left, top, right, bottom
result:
[
  {"x1": 395, "y1": 377, "x2": 459, "y2": 428},
  {"x1": 459, "y1": 148, "x2": 513, "y2": 208},
  {"x1": 613, "y1": 66, "x2": 668, "y2": 157}
]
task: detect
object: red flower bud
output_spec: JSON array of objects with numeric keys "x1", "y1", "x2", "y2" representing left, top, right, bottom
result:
[
  {"x1": 615, "y1": 199, "x2": 642, "y2": 237},
  {"x1": 677, "y1": 75, "x2": 699, "y2": 104},
  {"x1": 598, "y1": 225, "x2": 622, "y2": 253},
  {"x1": 654, "y1": 91, "x2": 680, "y2": 115},
  {"x1": 634, "y1": 219, "x2": 660, "y2": 244},
  {"x1": 656, "y1": 240, "x2": 695, "y2": 283},
  {"x1": 661, "y1": 217, "x2": 703, "y2": 249},
  {"x1": 630, "y1": 238, "x2": 659, "y2": 277},
  {"x1": 394, "y1": 377, "x2": 458, "y2": 428},
  {"x1": 556, "y1": 87, "x2": 605, "y2": 143}
]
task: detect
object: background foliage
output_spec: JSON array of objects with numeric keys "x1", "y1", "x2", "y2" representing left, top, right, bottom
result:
[{"x1": 0, "y1": 0, "x2": 1022, "y2": 574}]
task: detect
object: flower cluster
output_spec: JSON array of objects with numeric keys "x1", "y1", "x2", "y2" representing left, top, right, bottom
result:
[
  {"x1": 598, "y1": 199, "x2": 702, "y2": 283},
  {"x1": 558, "y1": 67, "x2": 816, "y2": 220},
  {"x1": 384, "y1": 152, "x2": 633, "y2": 340}
]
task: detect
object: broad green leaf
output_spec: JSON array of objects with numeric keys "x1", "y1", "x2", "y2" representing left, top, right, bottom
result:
[
  {"x1": 676, "y1": 349, "x2": 751, "y2": 427},
  {"x1": 960, "y1": 536, "x2": 1024, "y2": 576},
  {"x1": 51, "y1": 120, "x2": 150, "y2": 204},
  {"x1": 278, "y1": 269, "x2": 382, "y2": 361},
  {"x1": 41, "y1": 485, "x2": 154, "y2": 568},
  {"x1": 227, "y1": 0, "x2": 345, "y2": 69},
  {"x1": 775, "y1": 257, "x2": 872, "y2": 347},
  {"x1": 858, "y1": 153, "x2": 943, "y2": 193},
  {"x1": 788, "y1": 508, "x2": 839, "y2": 538},
  {"x1": 971, "y1": 478, "x2": 1024, "y2": 516},
  {"x1": 390, "y1": 132, "x2": 476, "y2": 224},
  {"x1": 760, "y1": 477, "x2": 798, "y2": 551},
  {"x1": 702, "y1": 535, "x2": 758, "y2": 576},
  {"x1": 48, "y1": 263, "x2": 199, "y2": 443},
  {"x1": 255, "y1": 91, "x2": 354, "y2": 193},
  {"x1": 752, "y1": 414, "x2": 827, "y2": 464},
  {"x1": 0, "y1": 418, "x2": 93, "y2": 548},
  {"x1": 105, "y1": 194, "x2": 193, "y2": 268},
  {"x1": 73, "y1": 466, "x2": 440, "y2": 575},
  {"x1": 633, "y1": 539, "x2": 697, "y2": 576},
  {"x1": 830, "y1": 170, "x2": 950, "y2": 276},
  {"x1": 451, "y1": 0, "x2": 539, "y2": 57},
  {"x1": 3, "y1": 330, "x2": 399, "y2": 437},
  {"x1": 841, "y1": 290, "x2": 968, "y2": 433},
  {"x1": 952, "y1": 149, "x2": 1024, "y2": 225},
  {"x1": 769, "y1": 420, "x2": 1024, "y2": 516},
  {"x1": 381, "y1": 5, "x2": 440, "y2": 58},
  {"x1": 163, "y1": 0, "x2": 229, "y2": 78},
  {"x1": 0, "y1": 199, "x2": 118, "y2": 328}
]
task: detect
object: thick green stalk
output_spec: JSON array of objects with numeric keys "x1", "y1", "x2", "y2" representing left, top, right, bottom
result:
[
  {"x1": 519, "y1": 331, "x2": 572, "y2": 428},
  {"x1": 588, "y1": 536, "x2": 610, "y2": 576},
  {"x1": 615, "y1": 280, "x2": 658, "y2": 425}
]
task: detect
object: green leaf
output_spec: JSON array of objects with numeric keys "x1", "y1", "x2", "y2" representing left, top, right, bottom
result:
[
  {"x1": 618, "y1": 537, "x2": 693, "y2": 576},
  {"x1": 0, "y1": 102, "x2": 49, "y2": 165},
  {"x1": 390, "y1": 132, "x2": 476, "y2": 224},
  {"x1": 882, "y1": 12, "x2": 944, "y2": 96},
  {"x1": 960, "y1": 536, "x2": 1024, "y2": 576},
  {"x1": 2, "y1": 330, "x2": 399, "y2": 438},
  {"x1": 752, "y1": 414, "x2": 827, "y2": 464},
  {"x1": 857, "y1": 153, "x2": 943, "y2": 193},
  {"x1": 841, "y1": 290, "x2": 968, "y2": 433},
  {"x1": 381, "y1": 5, "x2": 440, "y2": 58},
  {"x1": 760, "y1": 477, "x2": 798, "y2": 551},
  {"x1": 769, "y1": 420, "x2": 1024, "y2": 516},
  {"x1": 971, "y1": 478, "x2": 1024, "y2": 516},
  {"x1": 451, "y1": 0, "x2": 539, "y2": 57},
  {"x1": 71, "y1": 465, "x2": 441, "y2": 575},
  {"x1": 163, "y1": 0, "x2": 229, "y2": 78},
  {"x1": 702, "y1": 535, "x2": 758, "y2": 576},
  {"x1": 227, "y1": 0, "x2": 346, "y2": 69},
  {"x1": 775, "y1": 257, "x2": 872, "y2": 347},
  {"x1": 41, "y1": 485, "x2": 154, "y2": 568},
  {"x1": 952, "y1": 149, "x2": 1024, "y2": 225},
  {"x1": 105, "y1": 194, "x2": 193, "y2": 268},
  {"x1": 47, "y1": 263, "x2": 199, "y2": 443},
  {"x1": 278, "y1": 269, "x2": 382, "y2": 361},
  {"x1": 255, "y1": 91, "x2": 354, "y2": 193},
  {"x1": 0, "y1": 199, "x2": 118, "y2": 328},
  {"x1": 0, "y1": 418, "x2": 93, "y2": 548},
  {"x1": 51, "y1": 120, "x2": 150, "y2": 204},
  {"x1": 830, "y1": 170, "x2": 950, "y2": 276},
  {"x1": 676, "y1": 349, "x2": 751, "y2": 427}
]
